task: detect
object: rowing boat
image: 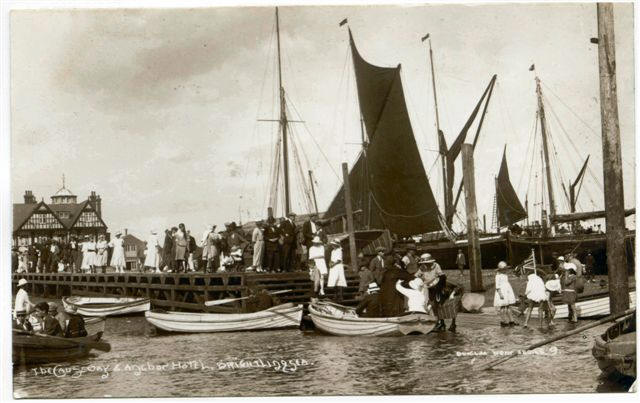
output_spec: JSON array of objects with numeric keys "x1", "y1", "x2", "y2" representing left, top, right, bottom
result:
[
  {"x1": 308, "y1": 300, "x2": 437, "y2": 336},
  {"x1": 144, "y1": 303, "x2": 303, "y2": 333},
  {"x1": 62, "y1": 296, "x2": 151, "y2": 316},
  {"x1": 528, "y1": 291, "x2": 636, "y2": 319},
  {"x1": 13, "y1": 320, "x2": 110, "y2": 365},
  {"x1": 592, "y1": 311, "x2": 636, "y2": 379}
]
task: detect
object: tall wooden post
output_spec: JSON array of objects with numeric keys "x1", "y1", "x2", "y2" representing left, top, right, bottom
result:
[
  {"x1": 342, "y1": 163, "x2": 358, "y2": 272},
  {"x1": 597, "y1": 3, "x2": 629, "y2": 313},
  {"x1": 461, "y1": 144, "x2": 483, "y2": 291}
]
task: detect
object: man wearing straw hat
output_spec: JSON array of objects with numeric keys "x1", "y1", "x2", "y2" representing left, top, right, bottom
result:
[
  {"x1": 13, "y1": 278, "x2": 34, "y2": 318},
  {"x1": 355, "y1": 282, "x2": 382, "y2": 318}
]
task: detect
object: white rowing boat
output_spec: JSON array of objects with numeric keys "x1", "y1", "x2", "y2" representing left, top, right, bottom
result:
[
  {"x1": 529, "y1": 291, "x2": 636, "y2": 318},
  {"x1": 309, "y1": 301, "x2": 437, "y2": 336},
  {"x1": 144, "y1": 303, "x2": 303, "y2": 333},
  {"x1": 62, "y1": 296, "x2": 151, "y2": 317}
]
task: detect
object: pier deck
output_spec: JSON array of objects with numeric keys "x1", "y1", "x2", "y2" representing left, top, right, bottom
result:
[{"x1": 11, "y1": 271, "x2": 362, "y2": 311}]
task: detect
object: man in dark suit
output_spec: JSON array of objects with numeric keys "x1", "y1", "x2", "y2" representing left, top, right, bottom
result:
[
  {"x1": 263, "y1": 217, "x2": 281, "y2": 272},
  {"x1": 369, "y1": 247, "x2": 387, "y2": 284},
  {"x1": 279, "y1": 212, "x2": 297, "y2": 272},
  {"x1": 302, "y1": 214, "x2": 320, "y2": 249},
  {"x1": 379, "y1": 260, "x2": 415, "y2": 317},
  {"x1": 355, "y1": 282, "x2": 383, "y2": 318}
]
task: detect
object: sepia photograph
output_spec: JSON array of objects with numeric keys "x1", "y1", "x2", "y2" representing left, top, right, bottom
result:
[{"x1": 2, "y1": 0, "x2": 637, "y2": 399}]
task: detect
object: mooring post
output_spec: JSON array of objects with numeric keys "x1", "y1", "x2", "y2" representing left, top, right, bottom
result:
[
  {"x1": 597, "y1": 3, "x2": 629, "y2": 313},
  {"x1": 461, "y1": 144, "x2": 483, "y2": 291},
  {"x1": 342, "y1": 162, "x2": 358, "y2": 272}
]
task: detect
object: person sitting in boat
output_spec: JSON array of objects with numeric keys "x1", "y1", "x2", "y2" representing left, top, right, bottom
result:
[
  {"x1": 395, "y1": 278, "x2": 427, "y2": 314},
  {"x1": 48, "y1": 302, "x2": 88, "y2": 338},
  {"x1": 48, "y1": 302, "x2": 70, "y2": 335},
  {"x1": 13, "y1": 310, "x2": 32, "y2": 331},
  {"x1": 13, "y1": 278, "x2": 34, "y2": 318},
  {"x1": 522, "y1": 267, "x2": 551, "y2": 328},
  {"x1": 245, "y1": 287, "x2": 280, "y2": 313},
  {"x1": 355, "y1": 282, "x2": 383, "y2": 318},
  {"x1": 357, "y1": 264, "x2": 375, "y2": 300},
  {"x1": 31, "y1": 302, "x2": 63, "y2": 336},
  {"x1": 561, "y1": 263, "x2": 578, "y2": 323}
]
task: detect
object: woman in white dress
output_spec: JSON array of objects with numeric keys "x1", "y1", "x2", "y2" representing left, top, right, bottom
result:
[
  {"x1": 95, "y1": 234, "x2": 109, "y2": 273},
  {"x1": 251, "y1": 221, "x2": 265, "y2": 272},
  {"x1": 144, "y1": 229, "x2": 161, "y2": 273},
  {"x1": 109, "y1": 231, "x2": 126, "y2": 273},
  {"x1": 493, "y1": 261, "x2": 517, "y2": 327},
  {"x1": 308, "y1": 236, "x2": 327, "y2": 296},
  {"x1": 327, "y1": 239, "x2": 347, "y2": 302},
  {"x1": 80, "y1": 236, "x2": 96, "y2": 273}
]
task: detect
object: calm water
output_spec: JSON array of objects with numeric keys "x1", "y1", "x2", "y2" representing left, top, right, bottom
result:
[{"x1": 13, "y1": 313, "x2": 633, "y2": 398}]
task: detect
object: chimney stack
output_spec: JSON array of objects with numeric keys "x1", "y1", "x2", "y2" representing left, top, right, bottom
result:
[
  {"x1": 23, "y1": 190, "x2": 36, "y2": 204},
  {"x1": 124, "y1": 228, "x2": 128, "y2": 236},
  {"x1": 89, "y1": 191, "x2": 102, "y2": 218}
]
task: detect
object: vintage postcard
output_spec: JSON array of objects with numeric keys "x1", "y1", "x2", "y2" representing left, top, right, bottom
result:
[{"x1": 3, "y1": 0, "x2": 637, "y2": 399}]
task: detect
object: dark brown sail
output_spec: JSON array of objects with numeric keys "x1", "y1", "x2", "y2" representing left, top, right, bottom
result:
[
  {"x1": 496, "y1": 148, "x2": 527, "y2": 227},
  {"x1": 324, "y1": 30, "x2": 441, "y2": 236}
]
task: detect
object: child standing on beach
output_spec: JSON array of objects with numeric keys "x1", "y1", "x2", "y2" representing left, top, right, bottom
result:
[{"x1": 494, "y1": 261, "x2": 517, "y2": 327}]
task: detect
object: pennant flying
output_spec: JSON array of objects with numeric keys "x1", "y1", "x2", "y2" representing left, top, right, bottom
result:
[
  {"x1": 339, "y1": 18, "x2": 348, "y2": 27},
  {"x1": 421, "y1": 33, "x2": 430, "y2": 42}
]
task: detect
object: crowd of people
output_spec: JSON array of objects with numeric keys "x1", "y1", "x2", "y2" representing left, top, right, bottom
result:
[
  {"x1": 353, "y1": 248, "x2": 462, "y2": 332},
  {"x1": 495, "y1": 251, "x2": 591, "y2": 328},
  {"x1": 11, "y1": 231, "x2": 127, "y2": 274}
]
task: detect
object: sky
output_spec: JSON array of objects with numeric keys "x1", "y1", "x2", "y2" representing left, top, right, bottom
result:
[{"x1": 10, "y1": 2, "x2": 635, "y2": 237}]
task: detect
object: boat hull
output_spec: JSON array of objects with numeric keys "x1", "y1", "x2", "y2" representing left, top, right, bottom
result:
[
  {"x1": 144, "y1": 303, "x2": 303, "y2": 333},
  {"x1": 62, "y1": 296, "x2": 151, "y2": 316},
  {"x1": 527, "y1": 291, "x2": 636, "y2": 319},
  {"x1": 309, "y1": 301, "x2": 436, "y2": 336},
  {"x1": 592, "y1": 312, "x2": 636, "y2": 379},
  {"x1": 12, "y1": 332, "x2": 104, "y2": 365}
]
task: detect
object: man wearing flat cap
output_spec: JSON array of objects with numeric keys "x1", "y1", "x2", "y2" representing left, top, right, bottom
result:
[{"x1": 279, "y1": 212, "x2": 298, "y2": 272}]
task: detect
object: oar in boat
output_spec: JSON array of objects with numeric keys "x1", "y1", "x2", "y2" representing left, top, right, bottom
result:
[
  {"x1": 12, "y1": 328, "x2": 112, "y2": 352},
  {"x1": 204, "y1": 289, "x2": 293, "y2": 306},
  {"x1": 475, "y1": 308, "x2": 636, "y2": 371}
]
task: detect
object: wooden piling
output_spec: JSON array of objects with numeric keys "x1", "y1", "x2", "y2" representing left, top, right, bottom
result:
[
  {"x1": 597, "y1": 3, "x2": 629, "y2": 313},
  {"x1": 461, "y1": 144, "x2": 483, "y2": 291},
  {"x1": 342, "y1": 162, "x2": 358, "y2": 272}
]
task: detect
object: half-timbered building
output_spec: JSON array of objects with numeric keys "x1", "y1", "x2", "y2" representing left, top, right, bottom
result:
[{"x1": 13, "y1": 180, "x2": 108, "y2": 245}]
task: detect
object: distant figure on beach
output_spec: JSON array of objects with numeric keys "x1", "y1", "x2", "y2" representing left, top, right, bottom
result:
[
  {"x1": 109, "y1": 231, "x2": 126, "y2": 273},
  {"x1": 493, "y1": 261, "x2": 517, "y2": 327},
  {"x1": 584, "y1": 250, "x2": 595, "y2": 281},
  {"x1": 144, "y1": 229, "x2": 161, "y2": 272},
  {"x1": 456, "y1": 249, "x2": 466, "y2": 276}
]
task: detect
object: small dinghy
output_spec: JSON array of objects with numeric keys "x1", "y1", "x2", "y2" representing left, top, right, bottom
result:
[
  {"x1": 62, "y1": 296, "x2": 151, "y2": 317},
  {"x1": 528, "y1": 291, "x2": 636, "y2": 319},
  {"x1": 144, "y1": 303, "x2": 303, "y2": 333},
  {"x1": 592, "y1": 311, "x2": 636, "y2": 379},
  {"x1": 308, "y1": 300, "x2": 437, "y2": 336},
  {"x1": 13, "y1": 318, "x2": 110, "y2": 365}
]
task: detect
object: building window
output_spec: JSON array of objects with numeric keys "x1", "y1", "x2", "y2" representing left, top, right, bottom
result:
[
  {"x1": 22, "y1": 213, "x2": 63, "y2": 230},
  {"x1": 75, "y1": 210, "x2": 103, "y2": 228},
  {"x1": 58, "y1": 211, "x2": 70, "y2": 219}
]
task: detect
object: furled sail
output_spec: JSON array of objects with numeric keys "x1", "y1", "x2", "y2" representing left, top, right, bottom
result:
[
  {"x1": 496, "y1": 148, "x2": 527, "y2": 227},
  {"x1": 552, "y1": 208, "x2": 635, "y2": 223},
  {"x1": 324, "y1": 30, "x2": 441, "y2": 236}
]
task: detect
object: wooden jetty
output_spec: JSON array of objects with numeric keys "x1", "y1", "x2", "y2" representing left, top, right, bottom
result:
[{"x1": 11, "y1": 272, "x2": 362, "y2": 312}]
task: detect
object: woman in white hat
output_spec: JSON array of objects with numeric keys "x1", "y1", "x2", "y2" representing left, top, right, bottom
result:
[
  {"x1": 95, "y1": 234, "x2": 109, "y2": 273},
  {"x1": 80, "y1": 235, "x2": 96, "y2": 273},
  {"x1": 109, "y1": 231, "x2": 126, "y2": 273},
  {"x1": 144, "y1": 229, "x2": 161, "y2": 272},
  {"x1": 308, "y1": 236, "x2": 327, "y2": 296},
  {"x1": 13, "y1": 278, "x2": 34, "y2": 318},
  {"x1": 493, "y1": 261, "x2": 517, "y2": 327},
  {"x1": 327, "y1": 239, "x2": 347, "y2": 302}
]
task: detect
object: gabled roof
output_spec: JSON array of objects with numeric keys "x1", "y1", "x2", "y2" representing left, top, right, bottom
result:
[
  {"x1": 48, "y1": 202, "x2": 86, "y2": 228},
  {"x1": 13, "y1": 201, "x2": 67, "y2": 232},
  {"x1": 68, "y1": 200, "x2": 107, "y2": 229},
  {"x1": 13, "y1": 203, "x2": 38, "y2": 232}
]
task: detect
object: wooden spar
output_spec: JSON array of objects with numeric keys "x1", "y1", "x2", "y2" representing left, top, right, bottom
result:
[
  {"x1": 275, "y1": 7, "x2": 291, "y2": 215},
  {"x1": 360, "y1": 117, "x2": 371, "y2": 229},
  {"x1": 570, "y1": 155, "x2": 590, "y2": 213},
  {"x1": 461, "y1": 144, "x2": 483, "y2": 291},
  {"x1": 596, "y1": 3, "x2": 630, "y2": 313},
  {"x1": 483, "y1": 214, "x2": 486, "y2": 233},
  {"x1": 425, "y1": 35, "x2": 449, "y2": 226},
  {"x1": 308, "y1": 170, "x2": 319, "y2": 215},
  {"x1": 535, "y1": 77, "x2": 557, "y2": 227},
  {"x1": 342, "y1": 163, "x2": 358, "y2": 272},
  {"x1": 476, "y1": 308, "x2": 636, "y2": 371}
]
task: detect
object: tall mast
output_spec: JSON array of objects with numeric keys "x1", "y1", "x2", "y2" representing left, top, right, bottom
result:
[
  {"x1": 535, "y1": 76, "x2": 556, "y2": 227},
  {"x1": 276, "y1": 7, "x2": 291, "y2": 215},
  {"x1": 360, "y1": 116, "x2": 370, "y2": 228},
  {"x1": 426, "y1": 35, "x2": 449, "y2": 223}
]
